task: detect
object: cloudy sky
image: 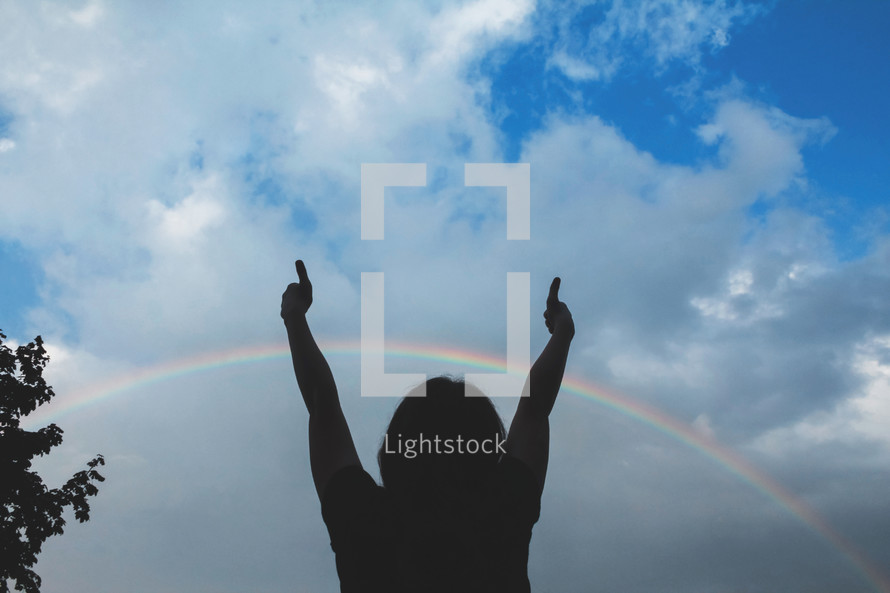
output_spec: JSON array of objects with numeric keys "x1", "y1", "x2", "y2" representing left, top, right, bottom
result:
[{"x1": 3, "y1": 0, "x2": 890, "y2": 591}]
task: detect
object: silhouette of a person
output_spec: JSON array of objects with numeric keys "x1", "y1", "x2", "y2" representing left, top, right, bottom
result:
[{"x1": 282, "y1": 260, "x2": 574, "y2": 593}]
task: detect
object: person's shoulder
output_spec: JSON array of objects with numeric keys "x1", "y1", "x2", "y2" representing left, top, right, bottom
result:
[
  {"x1": 498, "y1": 454, "x2": 539, "y2": 486},
  {"x1": 493, "y1": 454, "x2": 542, "y2": 524},
  {"x1": 320, "y1": 464, "x2": 383, "y2": 524}
]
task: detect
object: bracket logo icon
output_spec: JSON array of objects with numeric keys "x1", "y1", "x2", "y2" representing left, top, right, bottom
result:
[{"x1": 360, "y1": 163, "x2": 530, "y2": 398}]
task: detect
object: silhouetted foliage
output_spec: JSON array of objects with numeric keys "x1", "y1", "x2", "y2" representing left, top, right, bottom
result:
[{"x1": 0, "y1": 331, "x2": 105, "y2": 593}]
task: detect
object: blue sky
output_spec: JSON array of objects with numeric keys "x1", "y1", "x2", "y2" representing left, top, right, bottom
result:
[{"x1": 2, "y1": 1, "x2": 890, "y2": 592}]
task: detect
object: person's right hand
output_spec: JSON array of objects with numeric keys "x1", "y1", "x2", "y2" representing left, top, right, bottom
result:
[
  {"x1": 281, "y1": 260, "x2": 313, "y2": 323},
  {"x1": 543, "y1": 277, "x2": 574, "y2": 338}
]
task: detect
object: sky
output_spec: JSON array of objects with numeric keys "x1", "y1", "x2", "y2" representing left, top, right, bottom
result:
[{"x1": 2, "y1": 0, "x2": 890, "y2": 591}]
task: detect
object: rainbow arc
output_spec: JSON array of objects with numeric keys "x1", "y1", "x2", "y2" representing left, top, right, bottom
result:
[{"x1": 28, "y1": 340, "x2": 890, "y2": 593}]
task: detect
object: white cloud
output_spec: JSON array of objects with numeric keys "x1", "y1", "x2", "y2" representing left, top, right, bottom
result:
[
  {"x1": 0, "y1": 1, "x2": 111, "y2": 115},
  {"x1": 147, "y1": 176, "x2": 227, "y2": 249},
  {"x1": 0, "y1": 0, "x2": 525, "y2": 358},
  {"x1": 692, "y1": 413, "x2": 716, "y2": 439},
  {"x1": 711, "y1": 27, "x2": 730, "y2": 48},
  {"x1": 426, "y1": 0, "x2": 534, "y2": 66},
  {"x1": 69, "y1": 0, "x2": 105, "y2": 27},
  {"x1": 852, "y1": 339, "x2": 890, "y2": 445},
  {"x1": 728, "y1": 269, "x2": 752, "y2": 296},
  {"x1": 547, "y1": 50, "x2": 604, "y2": 81},
  {"x1": 312, "y1": 54, "x2": 400, "y2": 123},
  {"x1": 690, "y1": 267, "x2": 784, "y2": 323},
  {"x1": 693, "y1": 98, "x2": 837, "y2": 200},
  {"x1": 751, "y1": 334, "x2": 890, "y2": 456},
  {"x1": 544, "y1": 0, "x2": 765, "y2": 82}
]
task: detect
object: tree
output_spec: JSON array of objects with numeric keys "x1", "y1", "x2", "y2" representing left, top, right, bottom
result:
[{"x1": 1, "y1": 331, "x2": 105, "y2": 593}]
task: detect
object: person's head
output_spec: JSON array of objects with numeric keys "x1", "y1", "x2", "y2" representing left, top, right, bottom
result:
[{"x1": 377, "y1": 376, "x2": 506, "y2": 496}]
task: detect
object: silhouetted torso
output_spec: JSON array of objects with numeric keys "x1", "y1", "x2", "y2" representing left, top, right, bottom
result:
[{"x1": 321, "y1": 455, "x2": 541, "y2": 593}]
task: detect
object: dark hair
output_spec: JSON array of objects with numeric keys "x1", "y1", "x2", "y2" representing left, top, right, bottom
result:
[
  {"x1": 378, "y1": 377, "x2": 508, "y2": 587},
  {"x1": 377, "y1": 376, "x2": 506, "y2": 497}
]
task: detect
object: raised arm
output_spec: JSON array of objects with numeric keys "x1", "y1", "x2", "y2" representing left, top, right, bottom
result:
[
  {"x1": 505, "y1": 277, "x2": 574, "y2": 492},
  {"x1": 282, "y1": 260, "x2": 360, "y2": 500}
]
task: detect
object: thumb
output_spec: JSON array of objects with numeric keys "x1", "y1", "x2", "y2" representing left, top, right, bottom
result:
[
  {"x1": 547, "y1": 277, "x2": 561, "y2": 306},
  {"x1": 295, "y1": 260, "x2": 310, "y2": 284}
]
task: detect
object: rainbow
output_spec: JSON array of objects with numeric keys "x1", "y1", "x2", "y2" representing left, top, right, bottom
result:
[{"x1": 28, "y1": 340, "x2": 890, "y2": 593}]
